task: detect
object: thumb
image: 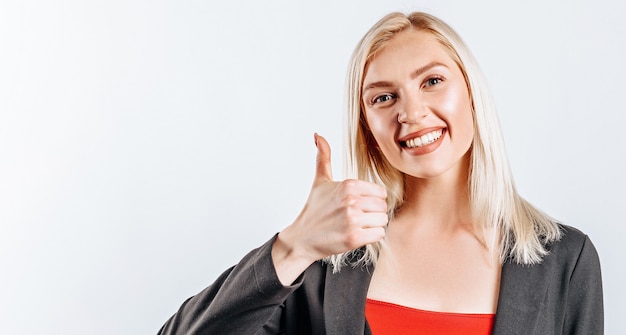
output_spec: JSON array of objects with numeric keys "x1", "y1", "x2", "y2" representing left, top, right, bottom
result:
[{"x1": 313, "y1": 133, "x2": 333, "y2": 185}]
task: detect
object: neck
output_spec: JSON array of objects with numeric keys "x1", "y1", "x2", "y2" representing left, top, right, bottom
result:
[{"x1": 393, "y1": 159, "x2": 472, "y2": 234}]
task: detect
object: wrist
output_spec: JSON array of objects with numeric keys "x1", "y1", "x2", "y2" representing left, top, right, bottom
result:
[{"x1": 271, "y1": 228, "x2": 316, "y2": 286}]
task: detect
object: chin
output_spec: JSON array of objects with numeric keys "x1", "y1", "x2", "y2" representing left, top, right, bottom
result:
[
  {"x1": 404, "y1": 159, "x2": 469, "y2": 181},
  {"x1": 406, "y1": 170, "x2": 448, "y2": 180}
]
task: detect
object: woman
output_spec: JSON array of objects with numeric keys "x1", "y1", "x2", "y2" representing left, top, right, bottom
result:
[{"x1": 158, "y1": 12, "x2": 602, "y2": 334}]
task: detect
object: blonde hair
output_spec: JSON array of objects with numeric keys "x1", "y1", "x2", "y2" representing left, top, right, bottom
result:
[{"x1": 327, "y1": 12, "x2": 561, "y2": 272}]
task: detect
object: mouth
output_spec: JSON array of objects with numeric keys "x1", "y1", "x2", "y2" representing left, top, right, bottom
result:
[{"x1": 400, "y1": 129, "x2": 444, "y2": 148}]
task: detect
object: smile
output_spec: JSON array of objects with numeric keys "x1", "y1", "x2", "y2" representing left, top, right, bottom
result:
[{"x1": 402, "y1": 129, "x2": 444, "y2": 148}]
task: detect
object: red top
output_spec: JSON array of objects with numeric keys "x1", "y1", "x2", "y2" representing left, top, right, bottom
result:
[{"x1": 365, "y1": 299, "x2": 495, "y2": 335}]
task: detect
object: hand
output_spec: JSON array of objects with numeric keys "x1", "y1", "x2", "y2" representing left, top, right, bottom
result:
[{"x1": 272, "y1": 134, "x2": 388, "y2": 284}]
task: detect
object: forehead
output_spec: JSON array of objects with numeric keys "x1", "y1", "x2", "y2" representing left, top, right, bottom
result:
[{"x1": 364, "y1": 29, "x2": 454, "y2": 83}]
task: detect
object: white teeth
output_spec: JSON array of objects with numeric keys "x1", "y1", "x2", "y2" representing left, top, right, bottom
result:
[{"x1": 404, "y1": 129, "x2": 443, "y2": 148}]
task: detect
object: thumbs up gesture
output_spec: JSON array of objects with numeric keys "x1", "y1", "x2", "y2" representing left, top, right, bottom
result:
[{"x1": 272, "y1": 134, "x2": 388, "y2": 285}]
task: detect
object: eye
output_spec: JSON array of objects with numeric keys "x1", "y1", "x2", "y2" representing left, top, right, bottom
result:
[
  {"x1": 372, "y1": 94, "x2": 395, "y2": 105},
  {"x1": 424, "y1": 76, "x2": 444, "y2": 87}
]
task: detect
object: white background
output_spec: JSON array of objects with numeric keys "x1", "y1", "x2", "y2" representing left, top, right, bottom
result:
[{"x1": 1, "y1": 0, "x2": 624, "y2": 334}]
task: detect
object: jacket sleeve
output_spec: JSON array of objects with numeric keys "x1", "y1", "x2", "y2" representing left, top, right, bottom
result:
[
  {"x1": 158, "y1": 235, "x2": 305, "y2": 335},
  {"x1": 563, "y1": 235, "x2": 604, "y2": 334}
]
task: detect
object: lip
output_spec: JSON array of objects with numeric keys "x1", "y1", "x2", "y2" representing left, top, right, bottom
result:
[
  {"x1": 397, "y1": 127, "x2": 445, "y2": 142},
  {"x1": 398, "y1": 127, "x2": 446, "y2": 156}
]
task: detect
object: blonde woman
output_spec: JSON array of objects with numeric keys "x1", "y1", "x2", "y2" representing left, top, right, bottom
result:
[{"x1": 159, "y1": 12, "x2": 602, "y2": 334}]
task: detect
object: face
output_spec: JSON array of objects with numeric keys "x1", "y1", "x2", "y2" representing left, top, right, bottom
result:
[{"x1": 361, "y1": 29, "x2": 474, "y2": 180}]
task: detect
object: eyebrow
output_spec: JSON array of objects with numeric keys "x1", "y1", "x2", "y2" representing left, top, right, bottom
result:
[{"x1": 362, "y1": 61, "x2": 448, "y2": 93}]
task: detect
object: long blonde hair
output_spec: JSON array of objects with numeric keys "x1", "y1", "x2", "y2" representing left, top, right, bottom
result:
[{"x1": 328, "y1": 12, "x2": 561, "y2": 272}]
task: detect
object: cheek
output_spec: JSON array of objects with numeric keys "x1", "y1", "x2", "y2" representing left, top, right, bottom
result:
[
  {"x1": 440, "y1": 84, "x2": 468, "y2": 112},
  {"x1": 364, "y1": 112, "x2": 380, "y2": 136},
  {"x1": 457, "y1": 97, "x2": 474, "y2": 137},
  {"x1": 439, "y1": 86, "x2": 473, "y2": 136},
  {"x1": 365, "y1": 112, "x2": 395, "y2": 146},
  {"x1": 453, "y1": 106, "x2": 475, "y2": 149}
]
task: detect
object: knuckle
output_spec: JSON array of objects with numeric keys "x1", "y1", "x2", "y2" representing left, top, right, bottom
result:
[
  {"x1": 340, "y1": 194, "x2": 358, "y2": 208},
  {"x1": 339, "y1": 179, "x2": 358, "y2": 192},
  {"x1": 343, "y1": 208, "x2": 361, "y2": 224},
  {"x1": 345, "y1": 230, "x2": 361, "y2": 247}
]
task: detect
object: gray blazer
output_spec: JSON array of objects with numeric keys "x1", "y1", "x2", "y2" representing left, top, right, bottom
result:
[{"x1": 158, "y1": 225, "x2": 603, "y2": 334}]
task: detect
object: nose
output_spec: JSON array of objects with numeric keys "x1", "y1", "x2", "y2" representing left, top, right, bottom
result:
[{"x1": 397, "y1": 95, "x2": 428, "y2": 123}]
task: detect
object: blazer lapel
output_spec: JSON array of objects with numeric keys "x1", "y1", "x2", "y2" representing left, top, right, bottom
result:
[
  {"x1": 492, "y1": 261, "x2": 547, "y2": 334},
  {"x1": 323, "y1": 263, "x2": 373, "y2": 335}
]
